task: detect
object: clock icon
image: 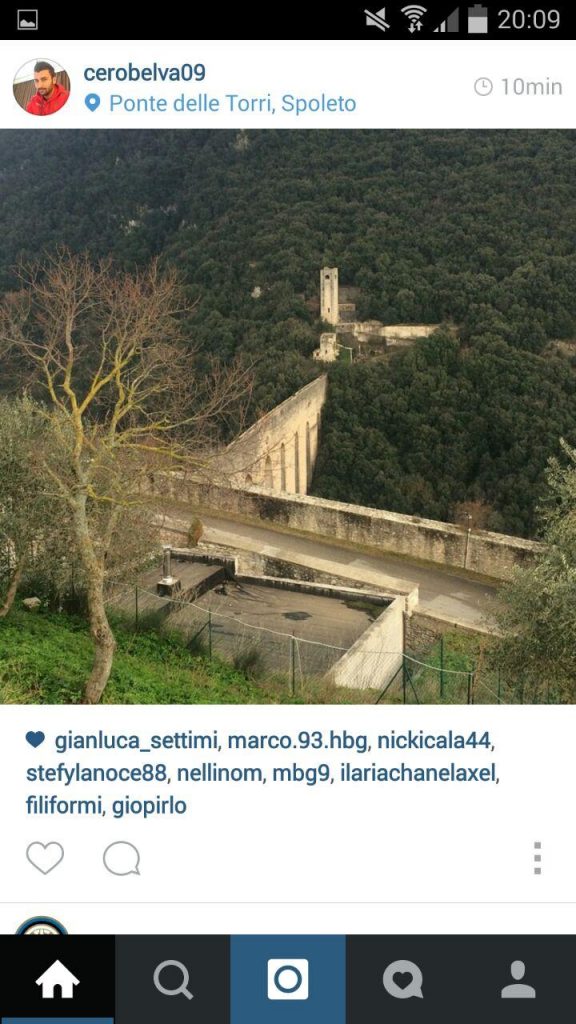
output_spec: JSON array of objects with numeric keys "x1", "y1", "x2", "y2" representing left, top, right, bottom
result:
[{"x1": 474, "y1": 77, "x2": 494, "y2": 95}]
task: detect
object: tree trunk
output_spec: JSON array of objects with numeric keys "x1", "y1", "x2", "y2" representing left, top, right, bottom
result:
[
  {"x1": 72, "y1": 496, "x2": 117, "y2": 704},
  {"x1": 83, "y1": 575, "x2": 117, "y2": 704},
  {"x1": 0, "y1": 556, "x2": 25, "y2": 618}
]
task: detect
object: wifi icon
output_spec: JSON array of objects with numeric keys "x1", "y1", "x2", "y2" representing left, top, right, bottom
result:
[{"x1": 401, "y1": 4, "x2": 427, "y2": 32}]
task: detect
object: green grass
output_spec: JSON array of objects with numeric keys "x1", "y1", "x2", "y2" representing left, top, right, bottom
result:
[
  {"x1": 0, "y1": 609, "x2": 373, "y2": 705},
  {"x1": 0, "y1": 609, "x2": 288, "y2": 704},
  {"x1": 421, "y1": 631, "x2": 482, "y2": 674}
]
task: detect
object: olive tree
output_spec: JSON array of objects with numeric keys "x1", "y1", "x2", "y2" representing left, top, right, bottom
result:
[
  {"x1": 493, "y1": 439, "x2": 576, "y2": 702},
  {"x1": 0, "y1": 250, "x2": 249, "y2": 703}
]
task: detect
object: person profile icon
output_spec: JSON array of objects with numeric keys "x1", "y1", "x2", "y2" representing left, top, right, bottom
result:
[
  {"x1": 13, "y1": 58, "x2": 70, "y2": 116},
  {"x1": 501, "y1": 960, "x2": 536, "y2": 999}
]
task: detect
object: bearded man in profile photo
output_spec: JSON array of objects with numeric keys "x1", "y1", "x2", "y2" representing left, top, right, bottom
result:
[{"x1": 26, "y1": 61, "x2": 70, "y2": 115}]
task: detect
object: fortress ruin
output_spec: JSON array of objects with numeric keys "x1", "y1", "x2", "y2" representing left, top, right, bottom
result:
[{"x1": 314, "y1": 266, "x2": 439, "y2": 362}]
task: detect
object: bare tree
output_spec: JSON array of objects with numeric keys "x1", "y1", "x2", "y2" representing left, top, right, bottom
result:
[{"x1": 0, "y1": 250, "x2": 250, "y2": 703}]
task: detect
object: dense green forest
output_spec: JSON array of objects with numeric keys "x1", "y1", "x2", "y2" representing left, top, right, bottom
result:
[
  {"x1": 313, "y1": 335, "x2": 576, "y2": 536},
  {"x1": 1, "y1": 129, "x2": 575, "y2": 536}
]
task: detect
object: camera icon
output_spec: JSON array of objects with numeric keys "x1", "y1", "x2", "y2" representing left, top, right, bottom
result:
[{"x1": 267, "y1": 958, "x2": 309, "y2": 1000}]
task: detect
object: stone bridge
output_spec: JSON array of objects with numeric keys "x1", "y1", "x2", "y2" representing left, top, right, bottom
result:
[
  {"x1": 192, "y1": 371, "x2": 539, "y2": 587},
  {"x1": 215, "y1": 375, "x2": 327, "y2": 495}
]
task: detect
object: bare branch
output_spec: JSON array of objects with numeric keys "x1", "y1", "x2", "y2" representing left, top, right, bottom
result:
[{"x1": 0, "y1": 249, "x2": 252, "y2": 702}]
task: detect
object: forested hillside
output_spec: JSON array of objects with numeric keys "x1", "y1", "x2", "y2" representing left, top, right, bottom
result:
[{"x1": 1, "y1": 129, "x2": 575, "y2": 536}]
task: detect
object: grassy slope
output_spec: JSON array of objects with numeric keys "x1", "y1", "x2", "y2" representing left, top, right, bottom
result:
[
  {"x1": 0, "y1": 611, "x2": 289, "y2": 704},
  {"x1": 0, "y1": 610, "x2": 374, "y2": 705}
]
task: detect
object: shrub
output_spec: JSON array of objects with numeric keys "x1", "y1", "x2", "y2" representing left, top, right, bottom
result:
[
  {"x1": 186, "y1": 517, "x2": 204, "y2": 547},
  {"x1": 233, "y1": 645, "x2": 265, "y2": 680}
]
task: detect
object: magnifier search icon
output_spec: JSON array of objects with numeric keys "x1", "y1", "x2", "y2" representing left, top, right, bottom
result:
[{"x1": 153, "y1": 960, "x2": 194, "y2": 1000}]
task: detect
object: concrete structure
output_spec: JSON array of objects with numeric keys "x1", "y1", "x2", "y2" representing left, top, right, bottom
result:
[
  {"x1": 328, "y1": 597, "x2": 404, "y2": 691},
  {"x1": 194, "y1": 576, "x2": 392, "y2": 682},
  {"x1": 159, "y1": 511, "x2": 494, "y2": 632},
  {"x1": 214, "y1": 375, "x2": 327, "y2": 496},
  {"x1": 108, "y1": 557, "x2": 227, "y2": 617},
  {"x1": 187, "y1": 548, "x2": 407, "y2": 690},
  {"x1": 222, "y1": 545, "x2": 419, "y2": 609},
  {"x1": 124, "y1": 546, "x2": 407, "y2": 690}
]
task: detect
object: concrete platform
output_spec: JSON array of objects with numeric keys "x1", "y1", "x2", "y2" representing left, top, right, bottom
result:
[
  {"x1": 108, "y1": 559, "x2": 224, "y2": 615},
  {"x1": 187, "y1": 579, "x2": 377, "y2": 678}
]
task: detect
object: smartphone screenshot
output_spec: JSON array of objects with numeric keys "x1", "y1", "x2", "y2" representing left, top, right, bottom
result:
[{"x1": 1, "y1": 2, "x2": 575, "y2": 1019}]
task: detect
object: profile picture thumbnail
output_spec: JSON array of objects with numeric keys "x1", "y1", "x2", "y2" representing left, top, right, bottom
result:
[{"x1": 14, "y1": 58, "x2": 70, "y2": 116}]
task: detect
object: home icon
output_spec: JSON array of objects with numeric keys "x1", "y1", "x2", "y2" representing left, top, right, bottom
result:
[{"x1": 36, "y1": 959, "x2": 80, "y2": 998}]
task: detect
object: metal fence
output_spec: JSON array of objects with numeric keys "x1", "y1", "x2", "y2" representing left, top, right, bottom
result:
[
  {"x1": 376, "y1": 656, "x2": 506, "y2": 705},
  {"x1": 376, "y1": 635, "x2": 516, "y2": 705},
  {"x1": 105, "y1": 582, "x2": 513, "y2": 703},
  {"x1": 106, "y1": 581, "x2": 351, "y2": 695}
]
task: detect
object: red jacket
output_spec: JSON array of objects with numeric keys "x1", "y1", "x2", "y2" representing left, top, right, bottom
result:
[{"x1": 26, "y1": 82, "x2": 70, "y2": 116}]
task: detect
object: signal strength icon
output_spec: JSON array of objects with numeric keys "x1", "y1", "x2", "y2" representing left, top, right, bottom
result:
[
  {"x1": 401, "y1": 4, "x2": 427, "y2": 32},
  {"x1": 434, "y1": 6, "x2": 460, "y2": 32}
]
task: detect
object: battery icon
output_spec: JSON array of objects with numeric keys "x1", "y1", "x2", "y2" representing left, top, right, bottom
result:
[{"x1": 468, "y1": 4, "x2": 488, "y2": 33}]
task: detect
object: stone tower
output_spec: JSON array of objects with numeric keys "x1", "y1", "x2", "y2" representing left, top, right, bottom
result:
[{"x1": 320, "y1": 267, "x2": 339, "y2": 326}]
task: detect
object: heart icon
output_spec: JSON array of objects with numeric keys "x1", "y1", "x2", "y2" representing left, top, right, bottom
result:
[
  {"x1": 26, "y1": 842, "x2": 64, "y2": 875},
  {"x1": 393, "y1": 972, "x2": 413, "y2": 989},
  {"x1": 26, "y1": 731, "x2": 45, "y2": 748}
]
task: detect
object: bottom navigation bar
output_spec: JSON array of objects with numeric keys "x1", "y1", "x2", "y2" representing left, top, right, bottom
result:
[{"x1": 0, "y1": 934, "x2": 571, "y2": 1021}]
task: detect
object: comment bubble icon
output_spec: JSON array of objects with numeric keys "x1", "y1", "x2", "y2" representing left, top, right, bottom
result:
[{"x1": 103, "y1": 841, "x2": 141, "y2": 876}]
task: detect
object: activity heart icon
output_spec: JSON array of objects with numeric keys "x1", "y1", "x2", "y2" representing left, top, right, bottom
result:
[
  {"x1": 26, "y1": 842, "x2": 64, "y2": 874},
  {"x1": 393, "y1": 972, "x2": 413, "y2": 989}
]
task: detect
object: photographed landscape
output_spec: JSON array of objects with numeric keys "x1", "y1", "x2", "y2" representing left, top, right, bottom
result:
[{"x1": 1, "y1": 129, "x2": 575, "y2": 703}]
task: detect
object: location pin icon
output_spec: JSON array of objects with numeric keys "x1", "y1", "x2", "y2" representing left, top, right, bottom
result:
[{"x1": 85, "y1": 93, "x2": 101, "y2": 112}]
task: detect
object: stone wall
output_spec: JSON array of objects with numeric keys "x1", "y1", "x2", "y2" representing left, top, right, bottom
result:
[
  {"x1": 215, "y1": 376, "x2": 327, "y2": 496},
  {"x1": 173, "y1": 480, "x2": 541, "y2": 582},
  {"x1": 313, "y1": 333, "x2": 339, "y2": 362},
  {"x1": 405, "y1": 611, "x2": 494, "y2": 657},
  {"x1": 314, "y1": 323, "x2": 441, "y2": 361},
  {"x1": 158, "y1": 508, "x2": 420, "y2": 605},
  {"x1": 381, "y1": 324, "x2": 438, "y2": 340},
  {"x1": 346, "y1": 322, "x2": 439, "y2": 344},
  {"x1": 230, "y1": 549, "x2": 417, "y2": 608}
]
